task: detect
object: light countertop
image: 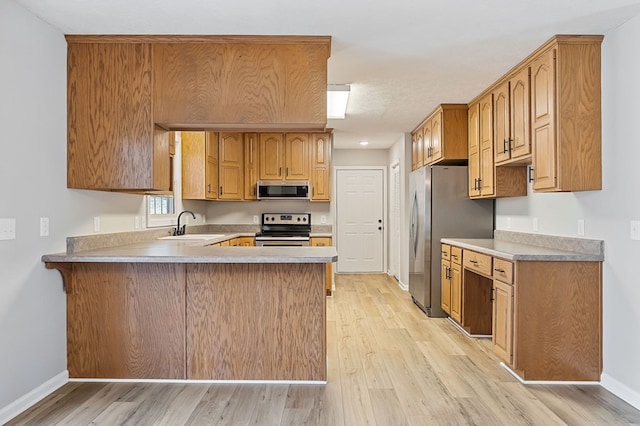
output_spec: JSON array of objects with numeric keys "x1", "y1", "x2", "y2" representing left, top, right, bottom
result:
[
  {"x1": 43, "y1": 233, "x2": 337, "y2": 264},
  {"x1": 441, "y1": 237, "x2": 604, "y2": 261}
]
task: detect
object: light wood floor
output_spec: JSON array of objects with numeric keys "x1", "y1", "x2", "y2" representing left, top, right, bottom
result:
[{"x1": 8, "y1": 274, "x2": 640, "y2": 425}]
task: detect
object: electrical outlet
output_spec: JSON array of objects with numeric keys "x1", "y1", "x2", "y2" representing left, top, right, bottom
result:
[
  {"x1": 40, "y1": 217, "x2": 50, "y2": 237},
  {"x1": 577, "y1": 219, "x2": 585, "y2": 236},
  {"x1": 141, "y1": 216, "x2": 146, "y2": 228},
  {"x1": 0, "y1": 218, "x2": 16, "y2": 240},
  {"x1": 532, "y1": 217, "x2": 538, "y2": 232},
  {"x1": 253, "y1": 215, "x2": 259, "y2": 224},
  {"x1": 320, "y1": 215, "x2": 327, "y2": 224},
  {"x1": 506, "y1": 217, "x2": 511, "y2": 229},
  {"x1": 134, "y1": 216, "x2": 140, "y2": 229},
  {"x1": 93, "y1": 216, "x2": 100, "y2": 233},
  {"x1": 631, "y1": 220, "x2": 640, "y2": 241}
]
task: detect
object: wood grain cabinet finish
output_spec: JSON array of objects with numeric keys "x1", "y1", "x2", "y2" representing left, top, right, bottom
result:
[
  {"x1": 310, "y1": 237, "x2": 333, "y2": 295},
  {"x1": 182, "y1": 132, "x2": 219, "y2": 200},
  {"x1": 259, "y1": 133, "x2": 310, "y2": 181},
  {"x1": 244, "y1": 133, "x2": 259, "y2": 200},
  {"x1": 448, "y1": 243, "x2": 602, "y2": 381},
  {"x1": 311, "y1": 133, "x2": 332, "y2": 201},
  {"x1": 152, "y1": 36, "x2": 330, "y2": 130},
  {"x1": 411, "y1": 104, "x2": 468, "y2": 169},
  {"x1": 530, "y1": 36, "x2": 603, "y2": 192},
  {"x1": 218, "y1": 132, "x2": 244, "y2": 200},
  {"x1": 494, "y1": 67, "x2": 531, "y2": 165},
  {"x1": 66, "y1": 39, "x2": 171, "y2": 192}
]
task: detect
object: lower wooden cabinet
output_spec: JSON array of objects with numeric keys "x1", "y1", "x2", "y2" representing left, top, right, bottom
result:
[
  {"x1": 310, "y1": 237, "x2": 333, "y2": 295},
  {"x1": 492, "y1": 278, "x2": 514, "y2": 364},
  {"x1": 441, "y1": 258, "x2": 451, "y2": 315},
  {"x1": 449, "y1": 262, "x2": 462, "y2": 324}
]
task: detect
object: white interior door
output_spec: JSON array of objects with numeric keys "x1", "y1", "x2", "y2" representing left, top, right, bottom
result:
[{"x1": 336, "y1": 168, "x2": 385, "y2": 273}]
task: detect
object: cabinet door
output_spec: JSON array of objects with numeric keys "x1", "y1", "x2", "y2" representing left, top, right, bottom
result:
[
  {"x1": 259, "y1": 133, "x2": 285, "y2": 180},
  {"x1": 531, "y1": 48, "x2": 557, "y2": 191},
  {"x1": 493, "y1": 82, "x2": 510, "y2": 164},
  {"x1": 311, "y1": 133, "x2": 331, "y2": 201},
  {"x1": 413, "y1": 129, "x2": 424, "y2": 170},
  {"x1": 205, "y1": 133, "x2": 219, "y2": 199},
  {"x1": 244, "y1": 133, "x2": 259, "y2": 200},
  {"x1": 510, "y1": 67, "x2": 531, "y2": 160},
  {"x1": 285, "y1": 133, "x2": 310, "y2": 180},
  {"x1": 67, "y1": 42, "x2": 163, "y2": 191},
  {"x1": 468, "y1": 103, "x2": 481, "y2": 198},
  {"x1": 182, "y1": 131, "x2": 211, "y2": 200},
  {"x1": 429, "y1": 111, "x2": 443, "y2": 163},
  {"x1": 422, "y1": 121, "x2": 432, "y2": 165},
  {"x1": 411, "y1": 132, "x2": 418, "y2": 171},
  {"x1": 218, "y1": 132, "x2": 244, "y2": 200},
  {"x1": 441, "y1": 260, "x2": 451, "y2": 315},
  {"x1": 492, "y1": 279, "x2": 514, "y2": 364},
  {"x1": 479, "y1": 94, "x2": 495, "y2": 197},
  {"x1": 450, "y1": 262, "x2": 462, "y2": 323}
]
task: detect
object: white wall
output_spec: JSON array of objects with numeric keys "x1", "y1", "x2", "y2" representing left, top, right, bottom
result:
[
  {"x1": 388, "y1": 134, "x2": 411, "y2": 287},
  {"x1": 206, "y1": 201, "x2": 331, "y2": 225},
  {"x1": 332, "y1": 148, "x2": 390, "y2": 166},
  {"x1": 495, "y1": 16, "x2": 640, "y2": 408}
]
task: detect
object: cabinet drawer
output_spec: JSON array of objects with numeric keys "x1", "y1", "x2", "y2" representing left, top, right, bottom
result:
[
  {"x1": 310, "y1": 237, "x2": 332, "y2": 247},
  {"x1": 463, "y1": 250, "x2": 492, "y2": 276},
  {"x1": 441, "y1": 244, "x2": 451, "y2": 261},
  {"x1": 492, "y1": 258, "x2": 513, "y2": 284},
  {"x1": 451, "y1": 246, "x2": 462, "y2": 265}
]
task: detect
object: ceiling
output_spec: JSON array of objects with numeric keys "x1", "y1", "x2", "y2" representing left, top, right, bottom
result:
[{"x1": 15, "y1": 0, "x2": 640, "y2": 149}]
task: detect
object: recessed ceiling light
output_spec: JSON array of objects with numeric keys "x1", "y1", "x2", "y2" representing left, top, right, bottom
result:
[{"x1": 360, "y1": 141, "x2": 369, "y2": 146}]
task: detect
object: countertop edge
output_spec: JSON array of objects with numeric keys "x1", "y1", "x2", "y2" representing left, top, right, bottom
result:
[{"x1": 441, "y1": 238, "x2": 604, "y2": 262}]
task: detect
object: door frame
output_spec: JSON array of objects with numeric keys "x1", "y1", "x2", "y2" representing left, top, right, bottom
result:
[
  {"x1": 333, "y1": 166, "x2": 388, "y2": 274},
  {"x1": 389, "y1": 161, "x2": 401, "y2": 281}
]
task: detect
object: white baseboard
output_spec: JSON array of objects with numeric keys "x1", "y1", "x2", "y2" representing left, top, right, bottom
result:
[
  {"x1": 601, "y1": 373, "x2": 640, "y2": 411},
  {"x1": 0, "y1": 370, "x2": 69, "y2": 425},
  {"x1": 500, "y1": 362, "x2": 600, "y2": 386}
]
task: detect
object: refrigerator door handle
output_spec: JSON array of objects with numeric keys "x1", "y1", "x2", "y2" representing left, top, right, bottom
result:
[{"x1": 410, "y1": 192, "x2": 419, "y2": 256}]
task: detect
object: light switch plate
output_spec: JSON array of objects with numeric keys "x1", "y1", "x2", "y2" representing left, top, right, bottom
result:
[
  {"x1": 0, "y1": 218, "x2": 16, "y2": 240},
  {"x1": 134, "y1": 216, "x2": 140, "y2": 229},
  {"x1": 40, "y1": 217, "x2": 50, "y2": 237},
  {"x1": 577, "y1": 219, "x2": 585, "y2": 236},
  {"x1": 93, "y1": 216, "x2": 100, "y2": 233},
  {"x1": 532, "y1": 217, "x2": 538, "y2": 232},
  {"x1": 320, "y1": 215, "x2": 327, "y2": 224},
  {"x1": 253, "y1": 215, "x2": 259, "y2": 224}
]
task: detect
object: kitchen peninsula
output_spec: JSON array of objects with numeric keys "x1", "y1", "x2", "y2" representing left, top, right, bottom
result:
[{"x1": 42, "y1": 235, "x2": 337, "y2": 382}]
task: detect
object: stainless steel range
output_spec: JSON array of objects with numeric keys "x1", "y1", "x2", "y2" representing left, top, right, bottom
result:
[{"x1": 255, "y1": 213, "x2": 311, "y2": 247}]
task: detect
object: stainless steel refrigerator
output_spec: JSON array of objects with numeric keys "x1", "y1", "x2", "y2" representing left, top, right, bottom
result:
[{"x1": 409, "y1": 165, "x2": 494, "y2": 317}]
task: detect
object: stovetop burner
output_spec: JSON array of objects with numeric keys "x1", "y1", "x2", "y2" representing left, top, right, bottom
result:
[{"x1": 257, "y1": 213, "x2": 311, "y2": 238}]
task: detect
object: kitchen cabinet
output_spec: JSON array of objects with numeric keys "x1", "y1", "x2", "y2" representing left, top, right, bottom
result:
[
  {"x1": 445, "y1": 240, "x2": 602, "y2": 381},
  {"x1": 218, "y1": 132, "x2": 244, "y2": 200},
  {"x1": 182, "y1": 132, "x2": 219, "y2": 200},
  {"x1": 152, "y1": 36, "x2": 330, "y2": 130},
  {"x1": 494, "y1": 67, "x2": 531, "y2": 165},
  {"x1": 66, "y1": 38, "x2": 171, "y2": 192},
  {"x1": 449, "y1": 247, "x2": 462, "y2": 324},
  {"x1": 469, "y1": 94, "x2": 527, "y2": 199},
  {"x1": 310, "y1": 237, "x2": 333, "y2": 295},
  {"x1": 411, "y1": 104, "x2": 468, "y2": 169},
  {"x1": 530, "y1": 36, "x2": 603, "y2": 192},
  {"x1": 441, "y1": 244, "x2": 451, "y2": 315},
  {"x1": 311, "y1": 132, "x2": 332, "y2": 201},
  {"x1": 244, "y1": 133, "x2": 259, "y2": 200},
  {"x1": 492, "y1": 258, "x2": 514, "y2": 364},
  {"x1": 259, "y1": 133, "x2": 310, "y2": 181}
]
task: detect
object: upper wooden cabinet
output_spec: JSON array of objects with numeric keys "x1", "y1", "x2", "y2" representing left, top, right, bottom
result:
[
  {"x1": 182, "y1": 132, "x2": 218, "y2": 200},
  {"x1": 530, "y1": 36, "x2": 603, "y2": 192},
  {"x1": 218, "y1": 132, "x2": 244, "y2": 200},
  {"x1": 311, "y1": 133, "x2": 332, "y2": 201},
  {"x1": 411, "y1": 104, "x2": 468, "y2": 168},
  {"x1": 66, "y1": 39, "x2": 171, "y2": 192},
  {"x1": 244, "y1": 133, "x2": 259, "y2": 200},
  {"x1": 152, "y1": 36, "x2": 331, "y2": 130},
  {"x1": 494, "y1": 67, "x2": 532, "y2": 165},
  {"x1": 259, "y1": 133, "x2": 310, "y2": 181}
]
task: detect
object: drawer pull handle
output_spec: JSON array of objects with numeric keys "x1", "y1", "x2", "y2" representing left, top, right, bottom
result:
[
  {"x1": 470, "y1": 260, "x2": 478, "y2": 264},
  {"x1": 494, "y1": 268, "x2": 505, "y2": 273},
  {"x1": 452, "y1": 254, "x2": 458, "y2": 259}
]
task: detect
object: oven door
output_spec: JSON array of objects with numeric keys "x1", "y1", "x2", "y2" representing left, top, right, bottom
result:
[{"x1": 255, "y1": 237, "x2": 310, "y2": 247}]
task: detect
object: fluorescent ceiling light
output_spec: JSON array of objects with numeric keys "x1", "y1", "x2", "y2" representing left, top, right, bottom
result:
[
  {"x1": 327, "y1": 84, "x2": 350, "y2": 119},
  {"x1": 360, "y1": 141, "x2": 369, "y2": 146}
]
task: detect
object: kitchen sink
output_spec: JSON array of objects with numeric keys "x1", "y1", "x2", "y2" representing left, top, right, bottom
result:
[{"x1": 158, "y1": 234, "x2": 225, "y2": 240}]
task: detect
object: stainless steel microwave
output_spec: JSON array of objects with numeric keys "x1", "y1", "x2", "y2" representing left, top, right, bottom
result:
[{"x1": 257, "y1": 181, "x2": 310, "y2": 200}]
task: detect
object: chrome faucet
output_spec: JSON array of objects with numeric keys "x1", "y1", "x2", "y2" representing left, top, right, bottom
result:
[{"x1": 174, "y1": 210, "x2": 196, "y2": 236}]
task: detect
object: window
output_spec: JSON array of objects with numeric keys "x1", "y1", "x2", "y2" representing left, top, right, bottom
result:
[{"x1": 148, "y1": 195, "x2": 174, "y2": 215}]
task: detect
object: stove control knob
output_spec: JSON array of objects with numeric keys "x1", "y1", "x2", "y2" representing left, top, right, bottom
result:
[
  {"x1": 271, "y1": 216, "x2": 275, "y2": 221},
  {"x1": 297, "y1": 217, "x2": 301, "y2": 222},
  {"x1": 303, "y1": 217, "x2": 307, "y2": 222}
]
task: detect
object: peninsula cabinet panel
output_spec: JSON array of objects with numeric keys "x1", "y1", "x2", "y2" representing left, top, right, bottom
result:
[
  {"x1": 152, "y1": 38, "x2": 330, "y2": 129},
  {"x1": 66, "y1": 263, "x2": 186, "y2": 379},
  {"x1": 311, "y1": 133, "x2": 332, "y2": 201},
  {"x1": 244, "y1": 133, "x2": 259, "y2": 200},
  {"x1": 186, "y1": 263, "x2": 326, "y2": 381},
  {"x1": 67, "y1": 41, "x2": 170, "y2": 191},
  {"x1": 529, "y1": 36, "x2": 603, "y2": 192}
]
